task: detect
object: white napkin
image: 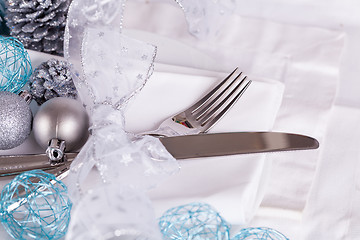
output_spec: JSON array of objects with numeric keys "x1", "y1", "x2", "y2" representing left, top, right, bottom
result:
[{"x1": 124, "y1": 69, "x2": 284, "y2": 223}]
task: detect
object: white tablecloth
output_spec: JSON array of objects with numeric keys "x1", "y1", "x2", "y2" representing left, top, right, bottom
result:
[{"x1": 1, "y1": 1, "x2": 360, "y2": 239}]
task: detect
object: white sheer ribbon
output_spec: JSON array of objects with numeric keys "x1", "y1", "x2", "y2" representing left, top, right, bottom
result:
[{"x1": 63, "y1": 1, "x2": 179, "y2": 239}]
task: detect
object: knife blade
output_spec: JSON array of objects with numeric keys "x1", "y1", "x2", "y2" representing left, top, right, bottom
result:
[
  {"x1": 0, "y1": 132, "x2": 318, "y2": 177},
  {"x1": 160, "y1": 131, "x2": 319, "y2": 159}
]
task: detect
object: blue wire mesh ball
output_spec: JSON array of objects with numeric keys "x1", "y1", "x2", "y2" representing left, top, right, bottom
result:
[
  {"x1": 0, "y1": 36, "x2": 32, "y2": 93},
  {"x1": 0, "y1": 170, "x2": 72, "y2": 240},
  {"x1": 231, "y1": 227, "x2": 289, "y2": 240},
  {"x1": 159, "y1": 202, "x2": 230, "y2": 240}
]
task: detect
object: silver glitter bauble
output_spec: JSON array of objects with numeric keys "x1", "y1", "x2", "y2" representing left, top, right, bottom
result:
[
  {"x1": 0, "y1": 91, "x2": 32, "y2": 150},
  {"x1": 33, "y1": 97, "x2": 89, "y2": 152}
]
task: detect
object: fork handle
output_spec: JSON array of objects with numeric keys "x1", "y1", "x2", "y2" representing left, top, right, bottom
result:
[
  {"x1": 140, "y1": 119, "x2": 198, "y2": 137},
  {"x1": 141, "y1": 126, "x2": 179, "y2": 138}
]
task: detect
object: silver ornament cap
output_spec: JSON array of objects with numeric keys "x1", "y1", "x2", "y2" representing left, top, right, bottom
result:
[
  {"x1": 0, "y1": 91, "x2": 32, "y2": 150},
  {"x1": 33, "y1": 97, "x2": 89, "y2": 158}
]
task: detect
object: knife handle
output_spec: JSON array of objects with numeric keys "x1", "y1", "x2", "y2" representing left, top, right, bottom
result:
[{"x1": 0, "y1": 153, "x2": 77, "y2": 177}]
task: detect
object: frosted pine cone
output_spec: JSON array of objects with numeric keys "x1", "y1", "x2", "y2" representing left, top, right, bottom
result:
[
  {"x1": 5, "y1": 0, "x2": 71, "y2": 56},
  {"x1": 29, "y1": 59, "x2": 78, "y2": 105},
  {"x1": 0, "y1": 0, "x2": 9, "y2": 35}
]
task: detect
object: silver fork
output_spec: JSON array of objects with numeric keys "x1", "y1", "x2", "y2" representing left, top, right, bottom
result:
[{"x1": 143, "y1": 68, "x2": 252, "y2": 137}]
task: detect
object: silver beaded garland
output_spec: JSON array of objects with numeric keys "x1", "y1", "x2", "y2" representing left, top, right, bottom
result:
[{"x1": 0, "y1": 91, "x2": 32, "y2": 150}]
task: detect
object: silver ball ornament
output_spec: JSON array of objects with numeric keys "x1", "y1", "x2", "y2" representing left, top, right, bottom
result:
[
  {"x1": 0, "y1": 91, "x2": 32, "y2": 150},
  {"x1": 33, "y1": 97, "x2": 89, "y2": 154}
]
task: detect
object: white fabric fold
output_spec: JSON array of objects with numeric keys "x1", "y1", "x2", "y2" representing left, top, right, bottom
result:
[
  {"x1": 302, "y1": 106, "x2": 360, "y2": 239},
  {"x1": 260, "y1": 32, "x2": 344, "y2": 211}
]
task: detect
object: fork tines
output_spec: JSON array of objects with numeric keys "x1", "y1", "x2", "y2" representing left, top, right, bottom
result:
[{"x1": 189, "y1": 67, "x2": 251, "y2": 131}]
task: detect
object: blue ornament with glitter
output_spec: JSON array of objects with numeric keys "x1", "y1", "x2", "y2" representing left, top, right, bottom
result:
[
  {"x1": 0, "y1": 170, "x2": 72, "y2": 240},
  {"x1": 231, "y1": 227, "x2": 289, "y2": 240},
  {"x1": 0, "y1": 36, "x2": 32, "y2": 93},
  {"x1": 159, "y1": 202, "x2": 231, "y2": 240}
]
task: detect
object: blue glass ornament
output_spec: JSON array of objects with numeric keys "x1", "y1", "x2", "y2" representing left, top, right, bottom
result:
[
  {"x1": 159, "y1": 202, "x2": 230, "y2": 240},
  {"x1": 232, "y1": 227, "x2": 289, "y2": 240},
  {"x1": 0, "y1": 170, "x2": 72, "y2": 240},
  {"x1": 0, "y1": 36, "x2": 32, "y2": 93}
]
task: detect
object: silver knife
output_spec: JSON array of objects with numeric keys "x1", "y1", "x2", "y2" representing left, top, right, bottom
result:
[
  {"x1": 161, "y1": 131, "x2": 319, "y2": 159},
  {"x1": 0, "y1": 132, "x2": 318, "y2": 177}
]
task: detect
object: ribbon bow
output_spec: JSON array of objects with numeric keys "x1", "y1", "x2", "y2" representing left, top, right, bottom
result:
[{"x1": 63, "y1": 0, "x2": 179, "y2": 239}]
